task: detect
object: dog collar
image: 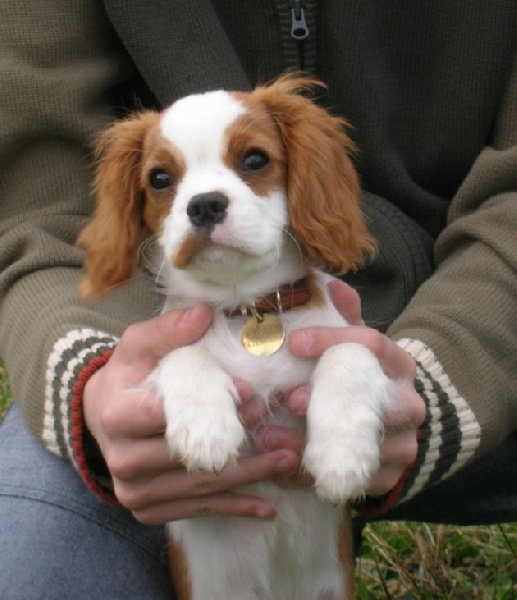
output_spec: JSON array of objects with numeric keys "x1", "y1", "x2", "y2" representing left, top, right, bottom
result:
[{"x1": 225, "y1": 279, "x2": 312, "y2": 317}]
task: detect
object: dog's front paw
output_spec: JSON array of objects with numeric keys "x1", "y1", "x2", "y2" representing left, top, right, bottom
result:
[
  {"x1": 152, "y1": 347, "x2": 246, "y2": 473},
  {"x1": 303, "y1": 431, "x2": 382, "y2": 504},
  {"x1": 302, "y1": 343, "x2": 394, "y2": 503},
  {"x1": 165, "y1": 398, "x2": 245, "y2": 473}
]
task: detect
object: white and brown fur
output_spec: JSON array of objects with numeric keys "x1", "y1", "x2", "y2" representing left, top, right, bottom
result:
[{"x1": 78, "y1": 76, "x2": 394, "y2": 600}]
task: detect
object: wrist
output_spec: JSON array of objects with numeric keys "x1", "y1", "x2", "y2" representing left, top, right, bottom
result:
[{"x1": 71, "y1": 349, "x2": 120, "y2": 505}]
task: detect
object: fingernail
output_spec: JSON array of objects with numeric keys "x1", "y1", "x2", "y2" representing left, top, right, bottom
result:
[
  {"x1": 179, "y1": 305, "x2": 210, "y2": 331},
  {"x1": 329, "y1": 279, "x2": 353, "y2": 294},
  {"x1": 180, "y1": 306, "x2": 199, "y2": 324},
  {"x1": 255, "y1": 505, "x2": 276, "y2": 519},
  {"x1": 290, "y1": 386, "x2": 310, "y2": 416},
  {"x1": 293, "y1": 330, "x2": 314, "y2": 356},
  {"x1": 276, "y1": 457, "x2": 294, "y2": 473},
  {"x1": 300, "y1": 330, "x2": 314, "y2": 352},
  {"x1": 261, "y1": 429, "x2": 279, "y2": 450}
]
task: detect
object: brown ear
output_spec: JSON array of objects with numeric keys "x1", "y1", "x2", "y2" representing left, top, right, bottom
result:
[
  {"x1": 77, "y1": 112, "x2": 158, "y2": 298},
  {"x1": 252, "y1": 76, "x2": 375, "y2": 274}
]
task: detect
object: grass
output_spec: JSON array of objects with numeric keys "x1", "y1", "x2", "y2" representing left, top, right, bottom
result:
[
  {"x1": 0, "y1": 363, "x2": 515, "y2": 596},
  {"x1": 0, "y1": 363, "x2": 11, "y2": 420},
  {"x1": 356, "y1": 522, "x2": 516, "y2": 599}
]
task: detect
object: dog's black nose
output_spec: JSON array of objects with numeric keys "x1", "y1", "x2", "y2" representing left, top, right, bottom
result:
[{"x1": 187, "y1": 192, "x2": 229, "y2": 228}]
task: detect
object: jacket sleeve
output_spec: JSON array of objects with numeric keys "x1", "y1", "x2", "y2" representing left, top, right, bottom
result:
[
  {"x1": 360, "y1": 52, "x2": 517, "y2": 515},
  {"x1": 0, "y1": 0, "x2": 162, "y2": 496}
]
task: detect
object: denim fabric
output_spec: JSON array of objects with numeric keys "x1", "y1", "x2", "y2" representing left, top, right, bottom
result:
[{"x1": 0, "y1": 404, "x2": 173, "y2": 600}]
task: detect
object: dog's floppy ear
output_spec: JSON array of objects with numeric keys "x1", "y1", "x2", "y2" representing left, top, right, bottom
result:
[
  {"x1": 253, "y1": 75, "x2": 375, "y2": 274},
  {"x1": 77, "y1": 111, "x2": 158, "y2": 298}
]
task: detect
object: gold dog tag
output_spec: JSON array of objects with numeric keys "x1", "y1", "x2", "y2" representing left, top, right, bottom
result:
[{"x1": 241, "y1": 313, "x2": 285, "y2": 356}]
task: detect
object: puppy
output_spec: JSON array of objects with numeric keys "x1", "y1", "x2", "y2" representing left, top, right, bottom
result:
[{"x1": 78, "y1": 76, "x2": 394, "y2": 600}]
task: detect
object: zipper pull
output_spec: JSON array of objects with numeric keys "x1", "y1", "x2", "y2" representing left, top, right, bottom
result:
[{"x1": 290, "y1": 0, "x2": 309, "y2": 40}]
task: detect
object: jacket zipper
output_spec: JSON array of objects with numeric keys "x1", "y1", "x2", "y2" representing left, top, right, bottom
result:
[
  {"x1": 276, "y1": 0, "x2": 314, "y2": 71},
  {"x1": 290, "y1": 0, "x2": 309, "y2": 40}
]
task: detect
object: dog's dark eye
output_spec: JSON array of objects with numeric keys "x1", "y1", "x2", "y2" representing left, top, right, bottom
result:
[
  {"x1": 149, "y1": 169, "x2": 172, "y2": 191},
  {"x1": 243, "y1": 150, "x2": 269, "y2": 173}
]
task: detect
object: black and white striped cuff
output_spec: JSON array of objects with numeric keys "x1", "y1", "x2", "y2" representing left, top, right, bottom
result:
[
  {"x1": 44, "y1": 329, "x2": 118, "y2": 465},
  {"x1": 395, "y1": 338, "x2": 481, "y2": 504}
]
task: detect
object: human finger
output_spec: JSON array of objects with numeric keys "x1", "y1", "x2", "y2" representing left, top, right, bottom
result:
[
  {"x1": 132, "y1": 492, "x2": 277, "y2": 525},
  {"x1": 238, "y1": 392, "x2": 281, "y2": 429},
  {"x1": 95, "y1": 386, "x2": 167, "y2": 439},
  {"x1": 366, "y1": 429, "x2": 419, "y2": 496},
  {"x1": 114, "y1": 304, "x2": 213, "y2": 367},
  {"x1": 255, "y1": 425, "x2": 306, "y2": 455},
  {"x1": 97, "y1": 374, "x2": 253, "y2": 446},
  {"x1": 105, "y1": 435, "x2": 182, "y2": 482},
  {"x1": 233, "y1": 377, "x2": 252, "y2": 405},
  {"x1": 114, "y1": 449, "x2": 301, "y2": 511},
  {"x1": 287, "y1": 385, "x2": 310, "y2": 417},
  {"x1": 327, "y1": 280, "x2": 364, "y2": 326},
  {"x1": 290, "y1": 326, "x2": 416, "y2": 382},
  {"x1": 383, "y1": 381, "x2": 426, "y2": 432}
]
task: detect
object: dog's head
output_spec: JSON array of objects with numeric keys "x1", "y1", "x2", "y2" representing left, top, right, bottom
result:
[{"x1": 78, "y1": 76, "x2": 374, "y2": 298}]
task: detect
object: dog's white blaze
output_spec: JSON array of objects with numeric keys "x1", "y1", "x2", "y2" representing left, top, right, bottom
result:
[{"x1": 160, "y1": 91, "x2": 245, "y2": 169}]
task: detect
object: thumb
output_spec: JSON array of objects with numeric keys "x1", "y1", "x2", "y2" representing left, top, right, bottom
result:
[
  {"x1": 114, "y1": 304, "x2": 213, "y2": 366},
  {"x1": 328, "y1": 280, "x2": 364, "y2": 326}
]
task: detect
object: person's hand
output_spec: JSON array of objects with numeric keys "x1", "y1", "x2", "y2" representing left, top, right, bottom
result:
[
  {"x1": 83, "y1": 305, "x2": 301, "y2": 525},
  {"x1": 256, "y1": 280, "x2": 426, "y2": 497}
]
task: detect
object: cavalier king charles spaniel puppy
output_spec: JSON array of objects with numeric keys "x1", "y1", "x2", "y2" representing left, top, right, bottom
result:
[{"x1": 78, "y1": 76, "x2": 394, "y2": 600}]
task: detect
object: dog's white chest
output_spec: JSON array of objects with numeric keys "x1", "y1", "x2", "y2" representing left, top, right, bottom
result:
[{"x1": 197, "y1": 293, "x2": 345, "y2": 398}]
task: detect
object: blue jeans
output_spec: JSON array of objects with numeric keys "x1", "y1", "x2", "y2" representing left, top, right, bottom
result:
[
  {"x1": 1, "y1": 403, "x2": 515, "y2": 598},
  {"x1": 0, "y1": 404, "x2": 173, "y2": 599}
]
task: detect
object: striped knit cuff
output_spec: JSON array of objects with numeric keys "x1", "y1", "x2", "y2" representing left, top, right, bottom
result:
[
  {"x1": 45, "y1": 329, "x2": 119, "y2": 502},
  {"x1": 354, "y1": 338, "x2": 481, "y2": 516}
]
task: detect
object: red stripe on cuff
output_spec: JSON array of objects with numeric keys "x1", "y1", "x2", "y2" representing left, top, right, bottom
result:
[{"x1": 70, "y1": 349, "x2": 121, "y2": 507}]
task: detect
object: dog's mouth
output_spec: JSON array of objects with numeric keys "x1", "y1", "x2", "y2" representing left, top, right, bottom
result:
[{"x1": 171, "y1": 226, "x2": 253, "y2": 270}]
